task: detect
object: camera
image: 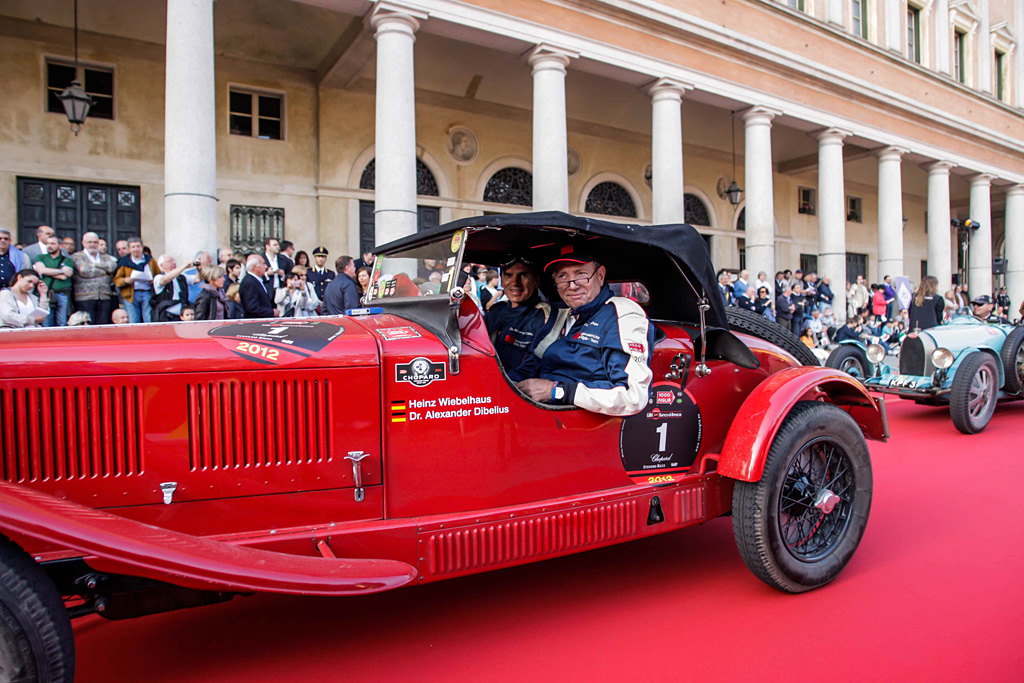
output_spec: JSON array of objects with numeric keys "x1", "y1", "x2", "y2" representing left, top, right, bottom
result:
[{"x1": 192, "y1": 260, "x2": 202, "y2": 267}]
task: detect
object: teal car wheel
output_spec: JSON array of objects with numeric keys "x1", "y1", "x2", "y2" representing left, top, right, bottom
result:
[
  {"x1": 949, "y1": 353, "x2": 998, "y2": 434},
  {"x1": 999, "y1": 327, "x2": 1024, "y2": 394},
  {"x1": 826, "y1": 345, "x2": 870, "y2": 379}
]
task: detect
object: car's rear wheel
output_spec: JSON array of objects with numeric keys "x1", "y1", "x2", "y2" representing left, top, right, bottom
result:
[
  {"x1": 0, "y1": 536, "x2": 74, "y2": 683},
  {"x1": 949, "y1": 353, "x2": 999, "y2": 434},
  {"x1": 999, "y1": 327, "x2": 1024, "y2": 394},
  {"x1": 725, "y1": 307, "x2": 819, "y2": 367},
  {"x1": 825, "y1": 345, "x2": 871, "y2": 378},
  {"x1": 732, "y1": 401, "x2": 872, "y2": 593}
]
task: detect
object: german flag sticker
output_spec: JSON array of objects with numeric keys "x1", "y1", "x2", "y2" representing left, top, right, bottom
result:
[{"x1": 390, "y1": 401, "x2": 407, "y2": 423}]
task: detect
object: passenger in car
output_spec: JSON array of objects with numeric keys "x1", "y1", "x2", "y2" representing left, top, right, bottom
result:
[
  {"x1": 507, "y1": 247, "x2": 654, "y2": 417},
  {"x1": 484, "y1": 256, "x2": 550, "y2": 370}
]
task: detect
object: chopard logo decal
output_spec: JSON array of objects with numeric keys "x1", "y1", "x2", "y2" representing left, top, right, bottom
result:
[{"x1": 395, "y1": 357, "x2": 446, "y2": 387}]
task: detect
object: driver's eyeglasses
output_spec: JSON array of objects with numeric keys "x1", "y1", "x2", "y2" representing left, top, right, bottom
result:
[{"x1": 553, "y1": 271, "x2": 595, "y2": 289}]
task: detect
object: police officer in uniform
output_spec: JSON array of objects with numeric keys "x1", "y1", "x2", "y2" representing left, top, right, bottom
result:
[
  {"x1": 307, "y1": 246, "x2": 335, "y2": 304},
  {"x1": 508, "y1": 247, "x2": 655, "y2": 417},
  {"x1": 484, "y1": 257, "x2": 550, "y2": 370}
]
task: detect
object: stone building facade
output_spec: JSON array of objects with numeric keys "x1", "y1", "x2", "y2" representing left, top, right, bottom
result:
[{"x1": 1, "y1": 0, "x2": 1022, "y2": 313}]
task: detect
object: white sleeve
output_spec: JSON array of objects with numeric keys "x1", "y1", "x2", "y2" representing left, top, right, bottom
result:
[{"x1": 571, "y1": 298, "x2": 653, "y2": 417}]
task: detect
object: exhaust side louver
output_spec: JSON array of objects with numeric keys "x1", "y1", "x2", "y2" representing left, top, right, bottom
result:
[
  {"x1": 187, "y1": 378, "x2": 331, "y2": 471},
  {"x1": 1, "y1": 386, "x2": 143, "y2": 483}
]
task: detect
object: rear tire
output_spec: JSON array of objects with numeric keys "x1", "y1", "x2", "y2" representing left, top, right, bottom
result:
[
  {"x1": 949, "y1": 353, "x2": 999, "y2": 434},
  {"x1": 999, "y1": 327, "x2": 1024, "y2": 394},
  {"x1": 732, "y1": 401, "x2": 872, "y2": 593},
  {"x1": 726, "y1": 307, "x2": 819, "y2": 367},
  {"x1": 0, "y1": 536, "x2": 74, "y2": 683},
  {"x1": 826, "y1": 345, "x2": 872, "y2": 379}
]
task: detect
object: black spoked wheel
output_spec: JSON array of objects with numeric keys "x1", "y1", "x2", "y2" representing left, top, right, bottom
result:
[
  {"x1": 0, "y1": 536, "x2": 75, "y2": 683},
  {"x1": 949, "y1": 353, "x2": 999, "y2": 434},
  {"x1": 826, "y1": 345, "x2": 871, "y2": 379},
  {"x1": 733, "y1": 401, "x2": 872, "y2": 593},
  {"x1": 999, "y1": 327, "x2": 1024, "y2": 394}
]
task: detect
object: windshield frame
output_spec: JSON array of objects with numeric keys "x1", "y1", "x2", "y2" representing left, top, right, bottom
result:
[{"x1": 364, "y1": 228, "x2": 468, "y2": 304}]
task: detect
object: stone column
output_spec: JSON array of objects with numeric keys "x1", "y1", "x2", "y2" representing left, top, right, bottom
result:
[
  {"x1": 1005, "y1": 185, "x2": 1024, "y2": 312},
  {"x1": 1016, "y1": 1, "x2": 1024, "y2": 109},
  {"x1": 164, "y1": 0, "x2": 217, "y2": 262},
  {"x1": 741, "y1": 106, "x2": 780, "y2": 289},
  {"x1": 925, "y1": 161, "x2": 956, "y2": 295},
  {"x1": 884, "y1": 0, "x2": 902, "y2": 52},
  {"x1": 370, "y1": 3, "x2": 427, "y2": 246},
  {"x1": 826, "y1": 0, "x2": 844, "y2": 27},
  {"x1": 647, "y1": 78, "x2": 692, "y2": 224},
  {"x1": 526, "y1": 45, "x2": 577, "y2": 212},
  {"x1": 968, "y1": 174, "x2": 995, "y2": 297},
  {"x1": 935, "y1": 0, "x2": 951, "y2": 75},
  {"x1": 978, "y1": 0, "x2": 991, "y2": 93},
  {"x1": 876, "y1": 146, "x2": 908, "y2": 280},
  {"x1": 814, "y1": 127, "x2": 850, "y2": 319}
]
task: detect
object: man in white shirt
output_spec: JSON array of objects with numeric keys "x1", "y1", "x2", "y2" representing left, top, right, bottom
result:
[{"x1": 261, "y1": 237, "x2": 293, "y2": 295}]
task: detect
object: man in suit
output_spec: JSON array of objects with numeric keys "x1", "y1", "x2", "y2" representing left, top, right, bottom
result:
[
  {"x1": 22, "y1": 225, "x2": 56, "y2": 262},
  {"x1": 261, "y1": 237, "x2": 293, "y2": 296},
  {"x1": 322, "y1": 255, "x2": 360, "y2": 315},
  {"x1": 307, "y1": 246, "x2": 335, "y2": 304},
  {"x1": 776, "y1": 285, "x2": 795, "y2": 330},
  {"x1": 241, "y1": 255, "x2": 275, "y2": 319}
]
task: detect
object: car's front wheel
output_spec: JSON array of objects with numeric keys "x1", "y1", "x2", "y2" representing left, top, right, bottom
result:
[
  {"x1": 732, "y1": 401, "x2": 872, "y2": 593},
  {"x1": 825, "y1": 345, "x2": 871, "y2": 378},
  {"x1": 999, "y1": 327, "x2": 1024, "y2": 394},
  {"x1": 0, "y1": 536, "x2": 75, "y2": 683},
  {"x1": 949, "y1": 352, "x2": 999, "y2": 434}
]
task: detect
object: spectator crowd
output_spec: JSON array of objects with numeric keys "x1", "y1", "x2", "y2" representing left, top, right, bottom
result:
[
  {"x1": 714, "y1": 266, "x2": 1020, "y2": 360},
  {"x1": 1, "y1": 224, "x2": 1020, "y2": 345},
  {"x1": 0, "y1": 224, "x2": 376, "y2": 329}
]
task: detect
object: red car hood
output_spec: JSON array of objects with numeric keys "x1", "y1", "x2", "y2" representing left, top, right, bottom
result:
[{"x1": 0, "y1": 317, "x2": 380, "y2": 379}]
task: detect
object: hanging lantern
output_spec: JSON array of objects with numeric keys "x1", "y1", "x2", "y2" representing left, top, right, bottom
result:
[
  {"x1": 725, "y1": 179, "x2": 744, "y2": 206},
  {"x1": 58, "y1": 80, "x2": 93, "y2": 135}
]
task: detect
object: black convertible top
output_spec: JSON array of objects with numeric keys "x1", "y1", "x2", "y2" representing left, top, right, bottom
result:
[{"x1": 375, "y1": 211, "x2": 728, "y2": 328}]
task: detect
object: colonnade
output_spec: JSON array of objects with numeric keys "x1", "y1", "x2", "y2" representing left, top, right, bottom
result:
[{"x1": 163, "y1": 0, "x2": 1024, "y2": 309}]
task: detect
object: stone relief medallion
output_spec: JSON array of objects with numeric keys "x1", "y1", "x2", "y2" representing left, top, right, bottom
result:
[
  {"x1": 446, "y1": 126, "x2": 479, "y2": 165},
  {"x1": 643, "y1": 164, "x2": 653, "y2": 189},
  {"x1": 567, "y1": 146, "x2": 581, "y2": 177}
]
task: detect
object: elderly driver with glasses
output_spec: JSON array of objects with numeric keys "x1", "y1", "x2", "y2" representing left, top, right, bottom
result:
[{"x1": 507, "y1": 245, "x2": 654, "y2": 417}]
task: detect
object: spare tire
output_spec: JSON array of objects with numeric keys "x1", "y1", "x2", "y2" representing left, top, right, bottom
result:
[{"x1": 726, "y1": 307, "x2": 819, "y2": 366}]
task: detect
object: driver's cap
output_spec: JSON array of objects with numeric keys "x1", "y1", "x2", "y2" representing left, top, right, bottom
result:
[
  {"x1": 971, "y1": 294, "x2": 993, "y2": 305},
  {"x1": 544, "y1": 244, "x2": 601, "y2": 272}
]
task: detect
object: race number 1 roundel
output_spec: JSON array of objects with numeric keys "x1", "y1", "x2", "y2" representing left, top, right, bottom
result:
[{"x1": 619, "y1": 381, "x2": 702, "y2": 485}]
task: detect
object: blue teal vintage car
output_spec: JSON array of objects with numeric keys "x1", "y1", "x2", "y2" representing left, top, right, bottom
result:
[{"x1": 860, "y1": 316, "x2": 1024, "y2": 434}]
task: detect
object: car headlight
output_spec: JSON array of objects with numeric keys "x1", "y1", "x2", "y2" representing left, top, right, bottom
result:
[
  {"x1": 866, "y1": 344, "x2": 886, "y2": 364},
  {"x1": 932, "y1": 348, "x2": 954, "y2": 369}
]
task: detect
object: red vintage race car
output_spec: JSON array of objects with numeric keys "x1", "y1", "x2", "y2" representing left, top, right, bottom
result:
[{"x1": 0, "y1": 212, "x2": 886, "y2": 682}]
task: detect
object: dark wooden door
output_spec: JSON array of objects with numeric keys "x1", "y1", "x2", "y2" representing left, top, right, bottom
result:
[
  {"x1": 17, "y1": 177, "x2": 140, "y2": 249},
  {"x1": 359, "y1": 200, "x2": 441, "y2": 254},
  {"x1": 846, "y1": 252, "x2": 867, "y2": 282}
]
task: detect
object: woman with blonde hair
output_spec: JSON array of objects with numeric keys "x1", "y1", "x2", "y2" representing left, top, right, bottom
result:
[{"x1": 908, "y1": 275, "x2": 944, "y2": 330}]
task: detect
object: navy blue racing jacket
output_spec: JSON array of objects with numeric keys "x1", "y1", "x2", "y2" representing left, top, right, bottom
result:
[
  {"x1": 508, "y1": 285, "x2": 655, "y2": 416},
  {"x1": 485, "y1": 291, "x2": 552, "y2": 370}
]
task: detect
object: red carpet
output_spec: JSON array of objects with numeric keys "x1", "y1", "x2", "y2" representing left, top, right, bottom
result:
[{"x1": 74, "y1": 399, "x2": 1024, "y2": 682}]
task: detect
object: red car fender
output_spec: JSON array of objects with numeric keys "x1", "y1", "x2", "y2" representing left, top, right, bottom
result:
[
  {"x1": 0, "y1": 481, "x2": 416, "y2": 595},
  {"x1": 716, "y1": 366, "x2": 889, "y2": 483}
]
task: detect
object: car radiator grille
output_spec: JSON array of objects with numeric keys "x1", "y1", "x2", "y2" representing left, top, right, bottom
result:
[
  {"x1": 186, "y1": 378, "x2": 332, "y2": 471},
  {"x1": 0, "y1": 385, "x2": 143, "y2": 483},
  {"x1": 900, "y1": 336, "x2": 926, "y2": 376}
]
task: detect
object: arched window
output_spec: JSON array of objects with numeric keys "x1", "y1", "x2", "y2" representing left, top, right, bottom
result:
[
  {"x1": 736, "y1": 207, "x2": 745, "y2": 231},
  {"x1": 585, "y1": 181, "x2": 636, "y2": 218},
  {"x1": 683, "y1": 193, "x2": 711, "y2": 227},
  {"x1": 358, "y1": 159, "x2": 440, "y2": 196},
  {"x1": 483, "y1": 167, "x2": 533, "y2": 206}
]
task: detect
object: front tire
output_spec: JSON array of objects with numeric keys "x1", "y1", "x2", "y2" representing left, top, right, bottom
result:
[
  {"x1": 826, "y1": 345, "x2": 871, "y2": 379},
  {"x1": 949, "y1": 353, "x2": 999, "y2": 434},
  {"x1": 732, "y1": 401, "x2": 873, "y2": 593},
  {"x1": 0, "y1": 536, "x2": 74, "y2": 683}
]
